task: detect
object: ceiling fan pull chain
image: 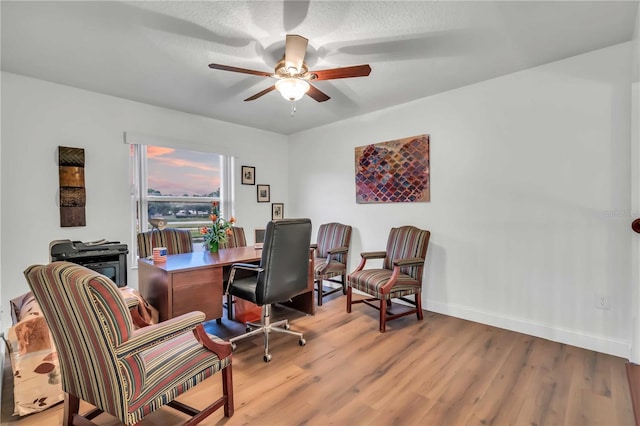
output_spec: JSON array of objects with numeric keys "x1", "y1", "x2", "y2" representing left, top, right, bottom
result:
[{"x1": 290, "y1": 100, "x2": 296, "y2": 117}]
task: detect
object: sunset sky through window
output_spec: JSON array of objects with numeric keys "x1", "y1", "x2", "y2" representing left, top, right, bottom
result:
[{"x1": 147, "y1": 146, "x2": 221, "y2": 196}]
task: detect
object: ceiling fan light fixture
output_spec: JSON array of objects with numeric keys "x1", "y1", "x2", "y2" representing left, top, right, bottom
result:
[{"x1": 276, "y1": 78, "x2": 310, "y2": 101}]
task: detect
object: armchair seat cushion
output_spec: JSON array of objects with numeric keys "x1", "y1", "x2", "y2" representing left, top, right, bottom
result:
[
  {"x1": 349, "y1": 269, "x2": 422, "y2": 300},
  {"x1": 127, "y1": 331, "x2": 229, "y2": 422},
  {"x1": 313, "y1": 258, "x2": 346, "y2": 279}
]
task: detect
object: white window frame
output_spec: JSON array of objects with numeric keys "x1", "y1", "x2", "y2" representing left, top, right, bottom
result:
[{"x1": 130, "y1": 144, "x2": 234, "y2": 266}]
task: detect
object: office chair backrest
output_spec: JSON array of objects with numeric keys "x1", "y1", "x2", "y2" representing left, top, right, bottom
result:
[
  {"x1": 256, "y1": 219, "x2": 312, "y2": 305},
  {"x1": 24, "y1": 262, "x2": 133, "y2": 419},
  {"x1": 383, "y1": 226, "x2": 431, "y2": 282}
]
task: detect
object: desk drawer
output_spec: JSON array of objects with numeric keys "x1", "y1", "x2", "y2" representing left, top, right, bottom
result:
[{"x1": 172, "y1": 268, "x2": 222, "y2": 320}]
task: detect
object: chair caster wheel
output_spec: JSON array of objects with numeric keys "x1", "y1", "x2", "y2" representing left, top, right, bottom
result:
[
  {"x1": 231, "y1": 343, "x2": 237, "y2": 351},
  {"x1": 245, "y1": 326, "x2": 252, "y2": 333},
  {"x1": 263, "y1": 354, "x2": 272, "y2": 362},
  {"x1": 299, "y1": 338, "x2": 306, "y2": 346}
]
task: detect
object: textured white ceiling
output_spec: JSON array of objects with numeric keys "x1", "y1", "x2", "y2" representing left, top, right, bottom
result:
[{"x1": 2, "y1": 1, "x2": 638, "y2": 135}]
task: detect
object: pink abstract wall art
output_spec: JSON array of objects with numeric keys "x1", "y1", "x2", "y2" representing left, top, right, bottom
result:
[{"x1": 355, "y1": 134, "x2": 430, "y2": 203}]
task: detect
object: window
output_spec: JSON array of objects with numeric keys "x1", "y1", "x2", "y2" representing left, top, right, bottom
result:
[{"x1": 131, "y1": 144, "x2": 234, "y2": 256}]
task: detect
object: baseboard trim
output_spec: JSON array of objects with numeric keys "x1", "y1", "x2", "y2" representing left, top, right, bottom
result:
[{"x1": 425, "y1": 300, "x2": 630, "y2": 358}]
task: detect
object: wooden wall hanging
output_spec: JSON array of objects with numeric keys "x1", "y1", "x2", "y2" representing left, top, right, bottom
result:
[{"x1": 58, "y1": 146, "x2": 86, "y2": 227}]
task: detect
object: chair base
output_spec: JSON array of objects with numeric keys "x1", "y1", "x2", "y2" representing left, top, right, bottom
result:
[
  {"x1": 230, "y1": 304, "x2": 305, "y2": 362},
  {"x1": 315, "y1": 276, "x2": 346, "y2": 306},
  {"x1": 346, "y1": 287, "x2": 423, "y2": 333}
]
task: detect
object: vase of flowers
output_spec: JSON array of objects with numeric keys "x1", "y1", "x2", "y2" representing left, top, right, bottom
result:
[{"x1": 200, "y1": 201, "x2": 235, "y2": 253}]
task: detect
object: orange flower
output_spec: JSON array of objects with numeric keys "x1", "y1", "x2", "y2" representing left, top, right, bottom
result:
[
  {"x1": 230, "y1": 216, "x2": 236, "y2": 224},
  {"x1": 210, "y1": 214, "x2": 217, "y2": 222},
  {"x1": 226, "y1": 228, "x2": 233, "y2": 236},
  {"x1": 199, "y1": 227, "x2": 208, "y2": 235}
]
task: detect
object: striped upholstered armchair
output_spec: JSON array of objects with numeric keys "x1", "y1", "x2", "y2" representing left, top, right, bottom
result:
[
  {"x1": 347, "y1": 226, "x2": 430, "y2": 332},
  {"x1": 220, "y1": 226, "x2": 247, "y2": 249},
  {"x1": 312, "y1": 223, "x2": 352, "y2": 306},
  {"x1": 24, "y1": 262, "x2": 234, "y2": 425},
  {"x1": 137, "y1": 228, "x2": 193, "y2": 258}
]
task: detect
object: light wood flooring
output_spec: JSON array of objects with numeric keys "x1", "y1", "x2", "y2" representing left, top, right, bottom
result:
[{"x1": 2, "y1": 292, "x2": 635, "y2": 425}]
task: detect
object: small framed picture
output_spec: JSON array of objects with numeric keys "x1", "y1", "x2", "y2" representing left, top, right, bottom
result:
[
  {"x1": 272, "y1": 203, "x2": 284, "y2": 220},
  {"x1": 241, "y1": 166, "x2": 255, "y2": 185},
  {"x1": 257, "y1": 184, "x2": 270, "y2": 202}
]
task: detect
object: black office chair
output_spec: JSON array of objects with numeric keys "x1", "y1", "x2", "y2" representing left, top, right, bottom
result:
[{"x1": 227, "y1": 218, "x2": 312, "y2": 362}]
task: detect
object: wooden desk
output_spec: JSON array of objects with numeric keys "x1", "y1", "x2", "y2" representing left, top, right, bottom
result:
[{"x1": 138, "y1": 247, "x2": 315, "y2": 322}]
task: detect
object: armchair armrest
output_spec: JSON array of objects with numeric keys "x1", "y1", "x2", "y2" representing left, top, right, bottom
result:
[
  {"x1": 351, "y1": 251, "x2": 387, "y2": 274},
  {"x1": 124, "y1": 296, "x2": 139, "y2": 310},
  {"x1": 392, "y1": 257, "x2": 425, "y2": 267},
  {"x1": 378, "y1": 258, "x2": 426, "y2": 294},
  {"x1": 327, "y1": 246, "x2": 349, "y2": 255},
  {"x1": 315, "y1": 246, "x2": 350, "y2": 274},
  {"x1": 193, "y1": 324, "x2": 232, "y2": 360},
  {"x1": 310, "y1": 243, "x2": 318, "y2": 249},
  {"x1": 116, "y1": 311, "x2": 205, "y2": 358},
  {"x1": 361, "y1": 251, "x2": 387, "y2": 259}
]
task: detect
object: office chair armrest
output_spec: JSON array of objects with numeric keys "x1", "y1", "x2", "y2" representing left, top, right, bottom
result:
[
  {"x1": 228, "y1": 263, "x2": 264, "y2": 291},
  {"x1": 361, "y1": 251, "x2": 387, "y2": 259},
  {"x1": 116, "y1": 311, "x2": 205, "y2": 358},
  {"x1": 193, "y1": 324, "x2": 232, "y2": 359},
  {"x1": 392, "y1": 257, "x2": 425, "y2": 267},
  {"x1": 230, "y1": 263, "x2": 263, "y2": 272}
]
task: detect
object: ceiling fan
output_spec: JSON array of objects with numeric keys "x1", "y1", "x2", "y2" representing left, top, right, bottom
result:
[{"x1": 208, "y1": 34, "x2": 371, "y2": 105}]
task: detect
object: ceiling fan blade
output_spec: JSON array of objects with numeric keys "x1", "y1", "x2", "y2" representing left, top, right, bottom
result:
[
  {"x1": 310, "y1": 64, "x2": 371, "y2": 81},
  {"x1": 244, "y1": 85, "x2": 276, "y2": 101},
  {"x1": 306, "y1": 84, "x2": 330, "y2": 102},
  {"x1": 208, "y1": 63, "x2": 273, "y2": 78},
  {"x1": 285, "y1": 34, "x2": 308, "y2": 74}
]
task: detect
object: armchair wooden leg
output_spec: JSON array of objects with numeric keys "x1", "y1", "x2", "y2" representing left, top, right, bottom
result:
[
  {"x1": 380, "y1": 299, "x2": 387, "y2": 333},
  {"x1": 346, "y1": 286, "x2": 352, "y2": 313},
  {"x1": 341, "y1": 275, "x2": 347, "y2": 295},
  {"x1": 63, "y1": 393, "x2": 80, "y2": 426},
  {"x1": 222, "y1": 364, "x2": 234, "y2": 417},
  {"x1": 416, "y1": 293, "x2": 424, "y2": 320}
]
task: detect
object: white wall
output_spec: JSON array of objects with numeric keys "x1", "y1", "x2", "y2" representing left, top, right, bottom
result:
[
  {"x1": 289, "y1": 43, "x2": 633, "y2": 358},
  {"x1": 630, "y1": 4, "x2": 640, "y2": 363},
  {"x1": 0, "y1": 72, "x2": 288, "y2": 329}
]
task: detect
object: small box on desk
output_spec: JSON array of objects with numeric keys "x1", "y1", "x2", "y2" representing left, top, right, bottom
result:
[
  {"x1": 234, "y1": 297, "x2": 261, "y2": 323},
  {"x1": 152, "y1": 247, "x2": 167, "y2": 263}
]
